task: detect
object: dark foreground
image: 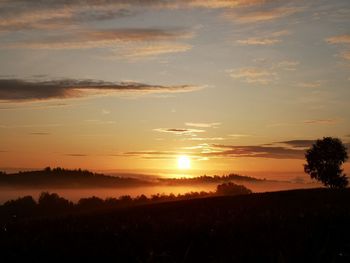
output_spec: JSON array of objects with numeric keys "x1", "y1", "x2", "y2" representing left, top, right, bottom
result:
[{"x1": 1, "y1": 188, "x2": 350, "y2": 262}]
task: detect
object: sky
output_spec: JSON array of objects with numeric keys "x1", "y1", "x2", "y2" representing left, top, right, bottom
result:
[{"x1": 0, "y1": 0, "x2": 350, "y2": 179}]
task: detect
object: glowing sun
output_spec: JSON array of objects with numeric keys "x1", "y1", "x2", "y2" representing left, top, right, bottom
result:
[{"x1": 177, "y1": 155, "x2": 191, "y2": 170}]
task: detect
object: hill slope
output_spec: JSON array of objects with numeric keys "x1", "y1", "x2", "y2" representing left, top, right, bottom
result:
[{"x1": 1, "y1": 188, "x2": 350, "y2": 262}]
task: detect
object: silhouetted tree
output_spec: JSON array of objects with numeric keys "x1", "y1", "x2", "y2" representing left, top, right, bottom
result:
[
  {"x1": 3, "y1": 196, "x2": 36, "y2": 212},
  {"x1": 216, "y1": 182, "x2": 252, "y2": 196},
  {"x1": 304, "y1": 137, "x2": 348, "y2": 188},
  {"x1": 38, "y1": 192, "x2": 72, "y2": 210}
]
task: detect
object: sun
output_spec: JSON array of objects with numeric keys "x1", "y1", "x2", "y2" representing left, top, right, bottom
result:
[{"x1": 177, "y1": 155, "x2": 191, "y2": 170}]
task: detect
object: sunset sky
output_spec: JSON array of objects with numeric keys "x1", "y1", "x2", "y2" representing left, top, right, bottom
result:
[{"x1": 0, "y1": 0, "x2": 350, "y2": 178}]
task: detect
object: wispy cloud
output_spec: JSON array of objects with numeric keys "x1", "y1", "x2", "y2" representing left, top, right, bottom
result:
[
  {"x1": 122, "y1": 137, "x2": 319, "y2": 161},
  {"x1": 186, "y1": 137, "x2": 225, "y2": 141},
  {"x1": 224, "y1": 7, "x2": 302, "y2": 23},
  {"x1": 236, "y1": 30, "x2": 291, "y2": 46},
  {"x1": 325, "y1": 34, "x2": 350, "y2": 61},
  {"x1": 0, "y1": 78, "x2": 202, "y2": 102},
  {"x1": 326, "y1": 35, "x2": 350, "y2": 44},
  {"x1": 185, "y1": 122, "x2": 221, "y2": 128},
  {"x1": 276, "y1": 60, "x2": 299, "y2": 71},
  {"x1": 65, "y1": 153, "x2": 88, "y2": 157},
  {"x1": 123, "y1": 142, "x2": 308, "y2": 160},
  {"x1": 228, "y1": 67, "x2": 276, "y2": 84},
  {"x1": 28, "y1": 132, "x2": 51, "y2": 136},
  {"x1": 229, "y1": 134, "x2": 251, "y2": 138},
  {"x1": 4, "y1": 28, "x2": 193, "y2": 50},
  {"x1": 153, "y1": 128, "x2": 205, "y2": 135},
  {"x1": 237, "y1": 37, "x2": 281, "y2": 46},
  {"x1": 186, "y1": 0, "x2": 269, "y2": 9},
  {"x1": 298, "y1": 81, "x2": 322, "y2": 88},
  {"x1": 277, "y1": 140, "x2": 315, "y2": 148},
  {"x1": 210, "y1": 143, "x2": 306, "y2": 159},
  {"x1": 303, "y1": 119, "x2": 338, "y2": 125},
  {"x1": 111, "y1": 42, "x2": 192, "y2": 60},
  {"x1": 340, "y1": 51, "x2": 350, "y2": 60},
  {"x1": 123, "y1": 150, "x2": 202, "y2": 160}
]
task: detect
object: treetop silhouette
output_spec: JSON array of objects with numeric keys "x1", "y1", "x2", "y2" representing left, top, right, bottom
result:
[{"x1": 304, "y1": 137, "x2": 348, "y2": 188}]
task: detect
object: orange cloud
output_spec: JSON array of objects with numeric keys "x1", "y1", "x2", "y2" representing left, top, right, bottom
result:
[
  {"x1": 5, "y1": 28, "x2": 193, "y2": 50},
  {"x1": 225, "y1": 7, "x2": 301, "y2": 23},
  {"x1": 236, "y1": 30, "x2": 291, "y2": 46},
  {"x1": 237, "y1": 37, "x2": 281, "y2": 45},
  {"x1": 113, "y1": 42, "x2": 192, "y2": 60},
  {"x1": 341, "y1": 51, "x2": 350, "y2": 60},
  {"x1": 186, "y1": 0, "x2": 269, "y2": 9},
  {"x1": 326, "y1": 35, "x2": 350, "y2": 45},
  {"x1": 229, "y1": 67, "x2": 276, "y2": 84}
]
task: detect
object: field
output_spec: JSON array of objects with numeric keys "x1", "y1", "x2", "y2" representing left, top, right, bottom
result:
[{"x1": 1, "y1": 188, "x2": 350, "y2": 262}]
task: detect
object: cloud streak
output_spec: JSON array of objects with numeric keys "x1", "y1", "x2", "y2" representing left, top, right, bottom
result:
[
  {"x1": 326, "y1": 35, "x2": 350, "y2": 45},
  {"x1": 0, "y1": 78, "x2": 202, "y2": 102},
  {"x1": 277, "y1": 140, "x2": 315, "y2": 148},
  {"x1": 224, "y1": 7, "x2": 302, "y2": 23},
  {"x1": 209, "y1": 144, "x2": 306, "y2": 159},
  {"x1": 4, "y1": 28, "x2": 193, "y2": 50},
  {"x1": 325, "y1": 34, "x2": 350, "y2": 61},
  {"x1": 154, "y1": 128, "x2": 205, "y2": 135},
  {"x1": 185, "y1": 122, "x2": 221, "y2": 128},
  {"x1": 236, "y1": 30, "x2": 291, "y2": 46},
  {"x1": 112, "y1": 42, "x2": 192, "y2": 60},
  {"x1": 303, "y1": 119, "x2": 338, "y2": 125},
  {"x1": 229, "y1": 67, "x2": 276, "y2": 84}
]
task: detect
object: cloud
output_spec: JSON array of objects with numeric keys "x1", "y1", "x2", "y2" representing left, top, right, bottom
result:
[
  {"x1": 277, "y1": 140, "x2": 315, "y2": 148},
  {"x1": 121, "y1": 137, "x2": 324, "y2": 160},
  {"x1": 210, "y1": 144, "x2": 306, "y2": 159},
  {"x1": 325, "y1": 35, "x2": 350, "y2": 61},
  {"x1": 298, "y1": 81, "x2": 322, "y2": 88},
  {"x1": 236, "y1": 30, "x2": 291, "y2": 46},
  {"x1": 4, "y1": 28, "x2": 193, "y2": 50},
  {"x1": 154, "y1": 128, "x2": 205, "y2": 135},
  {"x1": 276, "y1": 60, "x2": 299, "y2": 71},
  {"x1": 0, "y1": 0, "x2": 276, "y2": 33},
  {"x1": 0, "y1": 78, "x2": 202, "y2": 102},
  {"x1": 326, "y1": 35, "x2": 350, "y2": 45},
  {"x1": 101, "y1": 109, "x2": 110, "y2": 115},
  {"x1": 229, "y1": 67, "x2": 276, "y2": 84},
  {"x1": 186, "y1": 137, "x2": 225, "y2": 141},
  {"x1": 28, "y1": 132, "x2": 51, "y2": 135},
  {"x1": 65, "y1": 154, "x2": 88, "y2": 157},
  {"x1": 185, "y1": 0, "x2": 269, "y2": 9},
  {"x1": 123, "y1": 150, "x2": 197, "y2": 160},
  {"x1": 303, "y1": 119, "x2": 338, "y2": 125},
  {"x1": 237, "y1": 37, "x2": 281, "y2": 46},
  {"x1": 112, "y1": 42, "x2": 192, "y2": 60},
  {"x1": 340, "y1": 51, "x2": 350, "y2": 60},
  {"x1": 224, "y1": 7, "x2": 302, "y2": 23},
  {"x1": 185, "y1": 122, "x2": 221, "y2": 128},
  {"x1": 229, "y1": 134, "x2": 251, "y2": 138}
]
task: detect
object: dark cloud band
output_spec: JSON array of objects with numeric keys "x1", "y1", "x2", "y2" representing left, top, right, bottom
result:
[{"x1": 0, "y1": 78, "x2": 201, "y2": 102}]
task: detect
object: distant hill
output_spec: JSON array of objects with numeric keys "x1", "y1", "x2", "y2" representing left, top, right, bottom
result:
[
  {"x1": 0, "y1": 168, "x2": 266, "y2": 189},
  {"x1": 0, "y1": 167, "x2": 153, "y2": 188},
  {"x1": 158, "y1": 173, "x2": 266, "y2": 185}
]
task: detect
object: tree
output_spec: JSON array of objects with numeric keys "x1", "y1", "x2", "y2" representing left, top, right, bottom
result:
[
  {"x1": 215, "y1": 182, "x2": 252, "y2": 196},
  {"x1": 304, "y1": 137, "x2": 348, "y2": 188}
]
